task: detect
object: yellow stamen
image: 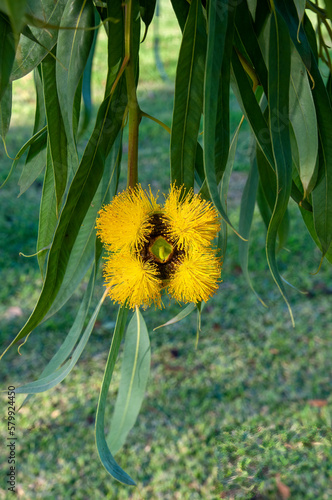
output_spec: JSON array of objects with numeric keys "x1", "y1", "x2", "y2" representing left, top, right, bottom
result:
[
  {"x1": 96, "y1": 184, "x2": 160, "y2": 252},
  {"x1": 103, "y1": 251, "x2": 162, "y2": 309},
  {"x1": 163, "y1": 185, "x2": 220, "y2": 249},
  {"x1": 168, "y1": 247, "x2": 222, "y2": 304}
]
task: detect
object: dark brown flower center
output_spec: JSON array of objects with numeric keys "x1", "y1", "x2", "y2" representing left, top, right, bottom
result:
[{"x1": 138, "y1": 214, "x2": 184, "y2": 281}]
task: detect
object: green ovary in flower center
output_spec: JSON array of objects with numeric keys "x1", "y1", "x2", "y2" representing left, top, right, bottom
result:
[{"x1": 149, "y1": 236, "x2": 174, "y2": 263}]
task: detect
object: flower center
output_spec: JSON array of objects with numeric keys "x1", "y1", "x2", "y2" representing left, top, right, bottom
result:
[{"x1": 149, "y1": 236, "x2": 174, "y2": 263}]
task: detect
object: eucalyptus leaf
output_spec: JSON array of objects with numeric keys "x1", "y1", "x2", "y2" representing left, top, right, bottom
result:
[
  {"x1": 170, "y1": 0, "x2": 206, "y2": 189},
  {"x1": 95, "y1": 306, "x2": 136, "y2": 485},
  {"x1": 266, "y1": 11, "x2": 293, "y2": 324},
  {"x1": 108, "y1": 308, "x2": 150, "y2": 455}
]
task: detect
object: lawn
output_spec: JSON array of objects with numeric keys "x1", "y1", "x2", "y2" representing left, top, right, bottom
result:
[{"x1": 1, "y1": 2, "x2": 332, "y2": 499}]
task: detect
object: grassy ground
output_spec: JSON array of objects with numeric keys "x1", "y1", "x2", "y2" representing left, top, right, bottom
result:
[{"x1": 1, "y1": 2, "x2": 332, "y2": 499}]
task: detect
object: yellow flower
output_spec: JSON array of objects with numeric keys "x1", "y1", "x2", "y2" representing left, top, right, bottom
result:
[
  {"x1": 96, "y1": 185, "x2": 160, "y2": 252},
  {"x1": 163, "y1": 185, "x2": 221, "y2": 249},
  {"x1": 103, "y1": 251, "x2": 162, "y2": 309},
  {"x1": 96, "y1": 184, "x2": 222, "y2": 309},
  {"x1": 167, "y1": 247, "x2": 222, "y2": 304}
]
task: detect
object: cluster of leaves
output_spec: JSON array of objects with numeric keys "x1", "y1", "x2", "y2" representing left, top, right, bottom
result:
[
  {"x1": 0, "y1": 0, "x2": 331, "y2": 486},
  {"x1": 217, "y1": 425, "x2": 332, "y2": 499}
]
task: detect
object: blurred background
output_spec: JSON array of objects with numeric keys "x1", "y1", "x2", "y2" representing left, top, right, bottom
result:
[{"x1": 1, "y1": 1, "x2": 331, "y2": 498}]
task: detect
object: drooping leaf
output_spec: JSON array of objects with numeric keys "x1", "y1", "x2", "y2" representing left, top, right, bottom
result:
[
  {"x1": 0, "y1": 13, "x2": 16, "y2": 101},
  {"x1": 238, "y1": 156, "x2": 265, "y2": 303},
  {"x1": 15, "y1": 277, "x2": 107, "y2": 395},
  {"x1": 20, "y1": 263, "x2": 97, "y2": 406},
  {"x1": 41, "y1": 52, "x2": 68, "y2": 210},
  {"x1": 218, "y1": 117, "x2": 244, "y2": 259},
  {"x1": 203, "y1": 0, "x2": 240, "y2": 236},
  {"x1": 309, "y1": 60, "x2": 332, "y2": 257},
  {"x1": 56, "y1": 0, "x2": 95, "y2": 161},
  {"x1": 1, "y1": 126, "x2": 46, "y2": 190},
  {"x1": 80, "y1": 15, "x2": 98, "y2": 137},
  {"x1": 234, "y1": 1, "x2": 268, "y2": 93},
  {"x1": 289, "y1": 45, "x2": 318, "y2": 196},
  {"x1": 36, "y1": 139, "x2": 57, "y2": 275},
  {"x1": 0, "y1": 0, "x2": 27, "y2": 36},
  {"x1": 169, "y1": 0, "x2": 189, "y2": 32},
  {"x1": 0, "y1": 82, "x2": 11, "y2": 140},
  {"x1": 45, "y1": 132, "x2": 122, "y2": 319},
  {"x1": 170, "y1": 0, "x2": 206, "y2": 190},
  {"x1": 95, "y1": 305, "x2": 136, "y2": 486},
  {"x1": 154, "y1": 303, "x2": 196, "y2": 330},
  {"x1": 108, "y1": 308, "x2": 150, "y2": 455},
  {"x1": 10, "y1": 0, "x2": 68, "y2": 80},
  {"x1": 18, "y1": 130, "x2": 47, "y2": 196},
  {"x1": 1, "y1": 75, "x2": 127, "y2": 357},
  {"x1": 231, "y1": 48, "x2": 274, "y2": 169},
  {"x1": 274, "y1": 0, "x2": 311, "y2": 71},
  {"x1": 294, "y1": 0, "x2": 306, "y2": 22},
  {"x1": 266, "y1": 11, "x2": 293, "y2": 323},
  {"x1": 139, "y1": 0, "x2": 156, "y2": 41}
]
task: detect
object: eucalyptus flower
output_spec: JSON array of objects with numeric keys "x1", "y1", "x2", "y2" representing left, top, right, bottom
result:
[{"x1": 96, "y1": 184, "x2": 222, "y2": 309}]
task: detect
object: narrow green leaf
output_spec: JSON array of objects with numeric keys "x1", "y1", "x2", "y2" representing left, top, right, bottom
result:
[
  {"x1": 108, "y1": 308, "x2": 150, "y2": 455},
  {"x1": 273, "y1": 0, "x2": 311, "y2": 70},
  {"x1": 266, "y1": 11, "x2": 293, "y2": 324},
  {"x1": 247, "y1": 0, "x2": 257, "y2": 20},
  {"x1": 310, "y1": 62, "x2": 332, "y2": 257},
  {"x1": 169, "y1": 0, "x2": 189, "y2": 32},
  {"x1": 1, "y1": 76, "x2": 127, "y2": 358},
  {"x1": 45, "y1": 133, "x2": 122, "y2": 318},
  {"x1": 238, "y1": 156, "x2": 265, "y2": 304},
  {"x1": 36, "y1": 139, "x2": 57, "y2": 275},
  {"x1": 95, "y1": 306, "x2": 136, "y2": 486},
  {"x1": 231, "y1": 48, "x2": 274, "y2": 169},
  {"x1": 153, "y1": 303, "x2": 196, "y2": 330},
  {"x1": 139, "y1": 0, "x2": 156, "y2": 40},
  {"x1": 300, "y1": 206, "x2": 332, "y2": 265},
  {"x1": 10, "y1": 0, "x2": 68, "y2": 80},
  {"x1": 294, "y1": 0, "x2": 305, "y2": 22},
  {"x1": 80, "y1": 19, "x2": 98, "y2": 137},
  {"x1": 203, "y1": 0, "x2": 241, "y2": 237},
  {"x1": 0, "y1": 82, "x2": 11, "y2": 140},
  {"x1": 56, "y1": 0, "x2": 95, "y2": 161},
  {"x1": 41, "y1": 53, "x2": 68, "y2": 210},
  {"x1": 218, "y1": 117, "x2": 244, "y2": 259},
  {"x1": 0, "y1": 126, "x2": 46, "y2": 189},
  {"x1": 170, "y1": 0, "x2": 206, "y2": 189},
  {"x1": 20, "y1": 264, "x2": 97, "y2": 406},
  {"x1": 0, "y1": 0, "x2": 27, "y2": 35},
  {"x1": 289, "y1": 45, "x2": 318, "y2": 196},
  {"x1": 18, "y1": 131, "x2": 47, "y2": 195},
  {"x1": 234, "y1": 1, "x2": 268, "y2": 93},
  {"x1": 15, "y1": 278, "x2": 106, "y2": 395},
  {"x1": 0, "y1": 13, "x2": 16, "y2": 101}
]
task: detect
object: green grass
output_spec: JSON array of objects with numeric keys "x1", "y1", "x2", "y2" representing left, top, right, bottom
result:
[{"x1": 1, "y1": 2, "x2": 332, "y2": 499}]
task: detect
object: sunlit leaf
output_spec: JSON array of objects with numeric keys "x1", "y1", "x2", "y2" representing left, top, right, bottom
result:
[
  {"x1": 95, "y1": 305, "x2": 136, "y2": 485},
  {"x1": 108, "y1": 308, "x2": 150, "y2": 455},
  {"x1": 15, "y1": 274, "x2": 106, "y2": 395}
]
